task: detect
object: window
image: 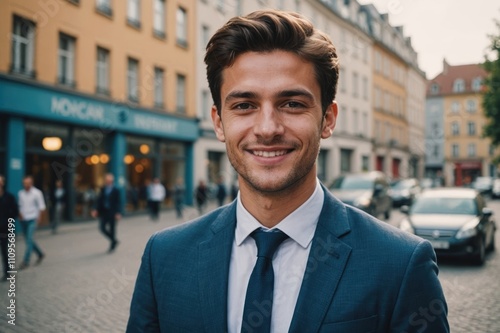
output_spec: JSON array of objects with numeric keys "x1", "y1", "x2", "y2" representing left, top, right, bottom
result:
[
  {"x1": 466, "y1": 99, "x2": 477, "y2": 113},
  {"x1": 467, "y1": 122, "x2": 476, "y2": 136},
  {"x1": 468, "y1": 143, "x2": 476, "y2": 157},
  {"x1": 472, "y1": 77, "x2": 482, "y2": 92},
  {"x1": 340, "y1": 149, "x2": 353, "y2": 173},
  {"x1": 96, "y1": 47, "x2": 109, "y2": 95},
  {"x1": 58, "y1": 33, "x2": 76, "y2": 87},
  {"x1": 352, "y1": 109, "x2": 358, "y2": 134},
  {"x1": 339, "y1": 105, "x2": 347, "y2": 133},
  {"x1": 452, "y1": 144, "x2": 459, "y2": 157},
  {"x1": 154, "y1": 67, "x2": 164, "y2": 107},
  {"x1": 352, "y1": 72, "x2": 359, "y2": 98},
  {"x1": 362, "y1": 155, "x2": 369, "y2": 171},
  {"x1": 202, "y1": 90, "x2": 210, "y2": 120},
  {"x1": 11, "y1": 16, "x2": 36, "y2": 76},
  {"x1": 96, "y1": 0, "x2": 112, "y2": 16},
  {"x1": 153, "y1": 0, "x2": 165, "y2": 38},
  {"x1": 176, "y1": 74, "x2": 186, "y2": 113},
  {"x1": 374, "y1": 87, "x2": 381, "y2": 109},
  {"x1": 216, "y1": 0, "x2": 225, "y2": 12},
  {"x1": 127, "y1": 58, "x2": 139, "y2": 102},
  {"x1": 202, "y1": 25, "x2": 210, "y2": 47},
  {"x1": 339, "y1": 67, "x2": 346, "y2": 93},
  {"x1": 451, "y1": 122, "x2": 460, "y2": 136},
  {"x1": 374, "y1": 51, "x2": 382, "y2": 73},
  {"x1": 430, "y1": 83, "x2": 439, "y2": 95},
  {"x1": 362, "y1": 76, "x2": 368, "y2": 100},
  {"x1": 176, "y1": 7, "x2": 188, "y2": 47},
  {"x1": 127, "y1": 0, "x2": 141, "y2": 28},
  {"x1": 453, "y1": 79, "x2": 465, "y2": 93},
  {"x1": 451, "y1": 101, "x2": 460, "y2": 113}
]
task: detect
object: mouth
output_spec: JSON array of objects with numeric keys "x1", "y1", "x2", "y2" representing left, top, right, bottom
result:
[{"x1": 250, "y1": 150, "x2": 290, "y2": 158}]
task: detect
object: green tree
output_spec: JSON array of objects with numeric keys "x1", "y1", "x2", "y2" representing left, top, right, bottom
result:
[{"x1": 483, "y1": 19, "x2": 500, "y2": 164}]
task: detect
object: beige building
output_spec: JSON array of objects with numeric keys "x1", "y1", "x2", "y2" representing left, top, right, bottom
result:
[{"x1": 0, "y1": 0, "x2": 198, "y2": 222}]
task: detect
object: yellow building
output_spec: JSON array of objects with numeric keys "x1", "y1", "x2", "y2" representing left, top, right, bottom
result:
[
  {"x1": 428, "y1": 61, "x2": 497, "y2": 186},
  {"x1": 0, "y1": 0, "x2": 198, "y2": 222}
]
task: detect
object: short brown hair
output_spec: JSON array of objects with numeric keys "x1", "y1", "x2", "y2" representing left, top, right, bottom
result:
[{"x1": 204, "y1": 9, "x2": 339, "y2": 115}]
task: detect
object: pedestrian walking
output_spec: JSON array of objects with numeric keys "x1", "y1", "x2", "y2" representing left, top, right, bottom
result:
[
  {"x1": 0, "y1": 175, "x2": 19, "y2": 281},
  {"x1": 18, "y1": 175, "x2": 46, "y2": 269},
  {"x1": 149, "y1": 178, "x2": 166, "y2": 221},
  {"x1": 194, "y1": 180, "x2": 208, "y2": 215},
  {"x1": 127, "y1": 10, "x2": 449, "y2": 332},
  {"x1": 173, "y1": 177, "x2": 185, "y2": 219},
  {"x1": 50, "y1": 179, "x2": 66, "y2": 234},
  {"x1": 216, "y1": 176, "x2": 227, "y2": 206},
  {"x1": 91, "y1": 173, "x2": 122, "y2": 253}
]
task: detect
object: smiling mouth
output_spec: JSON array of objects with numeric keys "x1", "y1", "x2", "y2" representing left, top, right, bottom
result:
[{"x1": 251, "y1": 150, "x2": 289, "y2": 158}]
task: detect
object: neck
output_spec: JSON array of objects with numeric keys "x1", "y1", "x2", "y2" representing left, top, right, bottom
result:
[{"x1": 239, "y1": 173, "x2": 317, "y2": 228}]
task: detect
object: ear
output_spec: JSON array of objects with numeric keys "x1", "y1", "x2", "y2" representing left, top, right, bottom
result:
[
  {"x1": 321, "y1": 101, "x2": 337, "y2": 139},
  {"x1": 211, "y1": 105, "x2": 226, "y2": 142}
]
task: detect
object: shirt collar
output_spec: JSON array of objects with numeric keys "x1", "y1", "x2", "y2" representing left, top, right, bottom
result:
[{"x1": 235, "y1": 179, "x2": 324, "y2": 249}]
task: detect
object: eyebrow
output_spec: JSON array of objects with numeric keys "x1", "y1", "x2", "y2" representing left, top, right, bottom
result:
[{"x1": 224, "y1": 89, "x2": 315, "y2": 104}]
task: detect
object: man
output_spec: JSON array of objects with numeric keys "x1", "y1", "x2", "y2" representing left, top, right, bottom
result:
[
  {"x1": 18, "y1": 176, "x2": 46, "y2": 269},
  {"x1": 127, "y1": 10, "x2": 449, "y2": 332},
  {"x1": 50, "y1": 179, "x2": 66, "y2": 234},
  {"x1": 149, "y1": 177, "x2": 166, "y2": 221},
  {"x1": 91, "y1": 173, "x2": 121, "y2": 252},
  {"x1": 0, "y1": 175, "x2": 19, "y2": 281},
  {"x1": 216, "y1": 175, "x2": 227, "y2": 207}
]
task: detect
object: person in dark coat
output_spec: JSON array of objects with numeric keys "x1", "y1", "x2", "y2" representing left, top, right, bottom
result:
[
  {"x1": 0, "y1": 175, "x2": 19, "y2": 281},
  {"x1": 195, "y1": 180, "x2": 208, "y2": 215},
  {"x1": 91, "y1": 173, "x2": 122, "y2": 253},
  {"x1": 50, "y1": 179, "x2": 66, "y2": 234},
  {"x1": 216, "y1": 176, "x2": 227, "y2": 207}
]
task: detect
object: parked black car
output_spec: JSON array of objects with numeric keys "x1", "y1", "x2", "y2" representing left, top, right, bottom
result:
[
  {"x1": 390, "y1": 178, "x2": 421, "y2": 207},
  {"x1": 399, "y1": 188, "x2": 496, "y2": 265},
  {"x1": 329, "y1": 171, "x2": 393, "y2": 220}
]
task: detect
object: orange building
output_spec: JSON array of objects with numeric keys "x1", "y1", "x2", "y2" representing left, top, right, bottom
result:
[{"x1": 0, "y1": 0, "x2": 198, "y2": 222}]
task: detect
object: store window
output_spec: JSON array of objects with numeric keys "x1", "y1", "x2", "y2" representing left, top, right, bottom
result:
[
  {"x1": 73, "y1": 128, "x2": 108, "y2": 219},
  {"x1": 340, "y1": 149, "x2": 353, "y2": 174},
  {"x1": 125, "y1": 136, "x2": 155, "y2": 212},
  {"x1": 160, "y1": 142, "x2": 186, "y2": 207}
]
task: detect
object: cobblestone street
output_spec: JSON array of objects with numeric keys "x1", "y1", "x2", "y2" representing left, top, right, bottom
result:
[{"x1": 1, "y1": 200, "x2": 499, "y2": 333}]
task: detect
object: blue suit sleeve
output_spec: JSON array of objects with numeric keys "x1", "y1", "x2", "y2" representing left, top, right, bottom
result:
[
  {"x1": 126, "y1": 234, "x2": 160, "y2": 333},
  {"x1": 390, "y1": 240, "x2": 449, "y2": 332}
]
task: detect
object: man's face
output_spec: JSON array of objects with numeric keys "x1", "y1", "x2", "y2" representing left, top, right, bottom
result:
[
  {"x1": 23, "y1": 178, "x2": 32, "y2": 191},
  {"x1": 212, "y1": 50, "x2": 336, "y2": 195},
  {"x1": 105, "y1": 175, "x2": 113, "y2": 186}
]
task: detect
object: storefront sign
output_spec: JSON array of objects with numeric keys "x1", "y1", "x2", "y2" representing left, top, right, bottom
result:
[
  {"x1": 133, "y1": 115, "x2": 178, "y2": 133},
  {"x1": 51, "y1": 97, "x2": 105, "y2": 121}
]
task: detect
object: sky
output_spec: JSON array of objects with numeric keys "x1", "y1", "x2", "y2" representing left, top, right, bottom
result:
[{"x1": 357, "y1": 0, "x2": 500, "y2": 79}]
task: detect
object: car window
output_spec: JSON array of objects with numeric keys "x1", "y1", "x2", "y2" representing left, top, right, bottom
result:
[{"x1": 411, "y1": 197, "x2": 477, "y2": 215}]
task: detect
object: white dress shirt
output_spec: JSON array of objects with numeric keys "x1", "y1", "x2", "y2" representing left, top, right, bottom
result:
[
  {"x1": 18, "y1": 186, "x2": 46, "y2": 221},
  {"x1": 228, "y1": 179, "x2": 324, "y2": 333}
]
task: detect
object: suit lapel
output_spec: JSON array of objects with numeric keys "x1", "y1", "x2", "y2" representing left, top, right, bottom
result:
[
  {"x1": 198, "y1": 203, "x2": 237, "y2": 333},
  {"x1": 289, "y1": 188, "x2": 352, "y2": 333}
]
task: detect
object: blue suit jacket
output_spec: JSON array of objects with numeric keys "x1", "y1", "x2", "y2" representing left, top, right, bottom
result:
[{"x1": 127, "y1": 187, "x2": 449, "y2": 332}]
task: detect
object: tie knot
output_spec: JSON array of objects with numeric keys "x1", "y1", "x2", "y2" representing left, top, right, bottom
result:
[{"x1": 251, "y1": 229, "x2": 289, "y2": 259}]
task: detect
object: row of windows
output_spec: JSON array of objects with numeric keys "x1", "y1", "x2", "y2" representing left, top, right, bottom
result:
[
  {"x1": 450, "y1": 99, "x2": 477, "y2": 113},
  {"x1": 338, "y1": 69, "x2": 369, "y2": 100},
  {"x1": 374, "y1": 50, "x2": 406, "y2": 86},
  {"x1": 374, "y1": 120, "x2": 407, "y2": 146},
  {"x1": 450, "y1": 121, "x2": 478, "y2": 136},
  {"x1": 451, "y1": 143, "x2": 477, "y2": 158},
  {"x1": 10, "y1": 14, "x2": 187, "y2": 111},
  {"x1": 374, "y1": 86, "x2": 405, "y2": 117},
  {"x1": 430, "y1": 77, "x2": 482, "y2": 95},
  {"x1": 338, "y1": 105, "x2": 369, "y2": 138}
]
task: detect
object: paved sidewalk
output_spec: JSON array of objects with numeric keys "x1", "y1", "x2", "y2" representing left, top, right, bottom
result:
[{"x1": 0, "y1": 204, "x2": 217, "y2": 333}]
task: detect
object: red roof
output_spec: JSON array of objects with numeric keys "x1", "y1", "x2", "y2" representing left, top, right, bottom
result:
[{"x1": 426, "y1": 63, "x2": 487, "y2": 96}]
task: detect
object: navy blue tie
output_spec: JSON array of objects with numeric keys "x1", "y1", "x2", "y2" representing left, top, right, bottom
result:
[{"x1": 241, "y1": 229, "x2": 289, "y2": 333}]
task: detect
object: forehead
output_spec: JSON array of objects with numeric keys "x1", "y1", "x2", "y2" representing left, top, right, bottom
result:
[{"x1": 220, "y1": 50, "x2": 319, "y2": 96}]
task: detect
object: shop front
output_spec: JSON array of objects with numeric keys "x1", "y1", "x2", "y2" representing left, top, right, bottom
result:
[{"x1": 0, "y1": 75, "x2": 198, "y2": 224}]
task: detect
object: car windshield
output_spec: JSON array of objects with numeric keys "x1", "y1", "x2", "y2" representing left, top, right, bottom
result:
[
  {"x1": 392, "y1": 180, "x2": 413, "y2": 189},
  {"x1": 330, "y1": 176, "x2": 373, "y2": 190},
  {"x1": 411, "y1": 197, "x2": 477, "y2": 215}
]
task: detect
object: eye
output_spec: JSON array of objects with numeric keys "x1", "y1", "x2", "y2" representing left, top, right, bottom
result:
[
  {"x1": 283, "y1": 101, "x2": 306, "y2": 109},
  {"x1": 235, "y1": 103, "x2": 253, "y2": 110}
]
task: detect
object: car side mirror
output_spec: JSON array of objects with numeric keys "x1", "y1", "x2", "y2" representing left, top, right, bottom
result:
[
  {"x1": 482, "y1": 207, "x2": 493, "y2": 217},
  {"x1": 400, "y1": 205, "x2": 410, "y2": 215}
]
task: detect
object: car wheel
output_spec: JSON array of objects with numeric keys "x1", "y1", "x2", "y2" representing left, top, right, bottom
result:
[{"x1": 472, "y1": 238, "x2": 486, "y2": 265}]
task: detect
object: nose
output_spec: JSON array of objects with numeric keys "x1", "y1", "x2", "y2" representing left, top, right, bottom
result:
[{"x1": 253, "y1": 103, "x2": 285, "y2": 140}]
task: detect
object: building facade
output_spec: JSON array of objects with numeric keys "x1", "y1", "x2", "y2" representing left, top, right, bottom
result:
[
  {"x1": 0, "y1": 0, "x2": 198, "y2": 223},
  {"x1": 427, "y1": 60, "x2": 498, "y2": 186}
]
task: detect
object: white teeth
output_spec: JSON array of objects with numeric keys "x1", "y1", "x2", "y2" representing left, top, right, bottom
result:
[{"x1": 253, "y1": 150, "x2": 287, "y2": 157}]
